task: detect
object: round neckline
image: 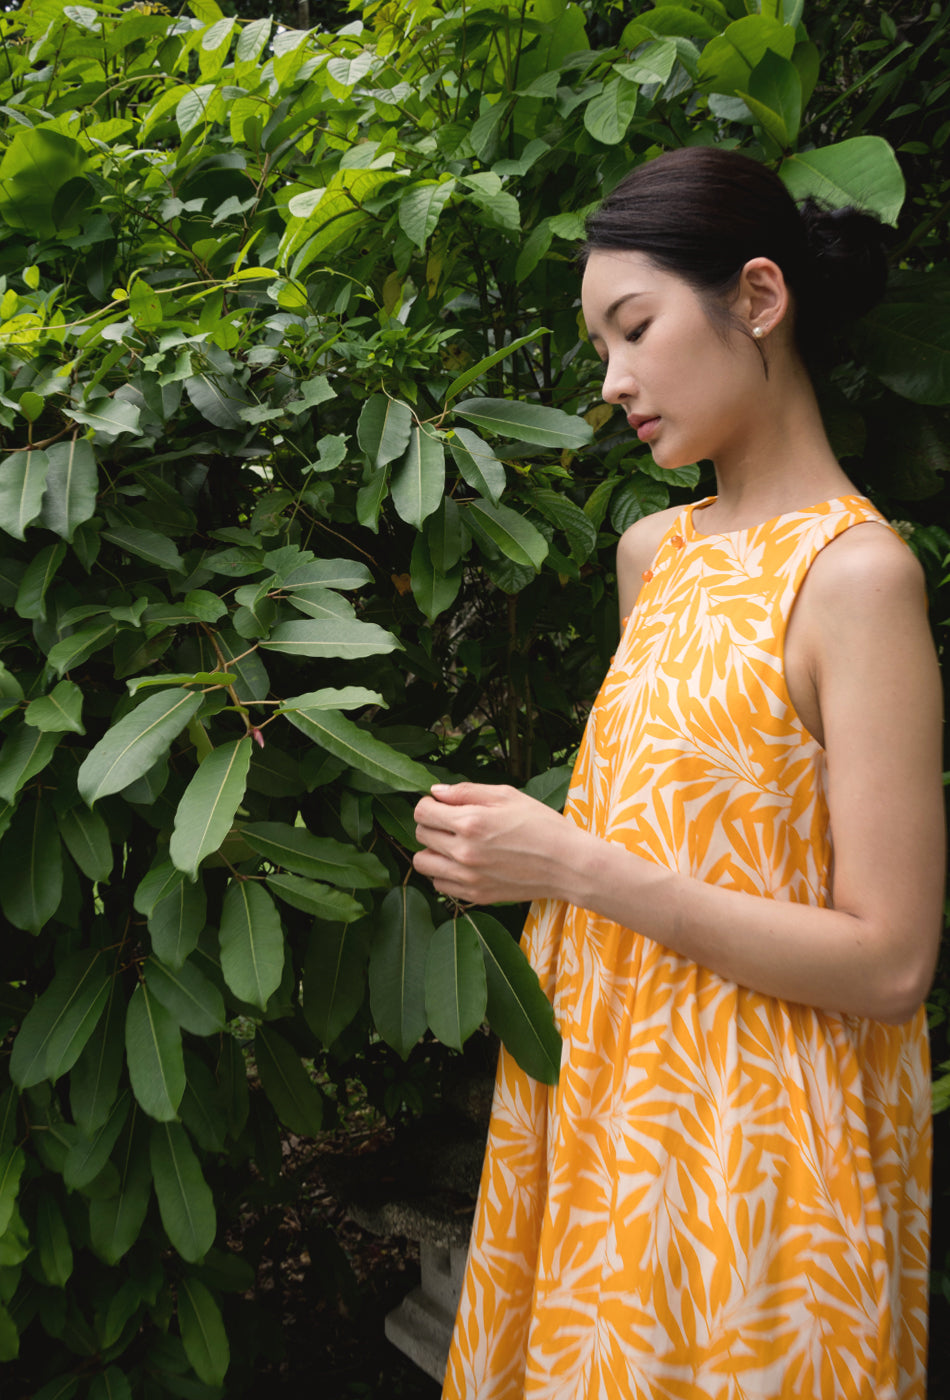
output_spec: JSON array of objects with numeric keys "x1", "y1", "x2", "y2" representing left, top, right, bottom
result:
[{"x1": 684, "y1": 493, "x2": 871, "y2": 542}]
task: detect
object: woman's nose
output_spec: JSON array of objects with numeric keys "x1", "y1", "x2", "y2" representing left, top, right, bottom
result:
[{"x1": 602, "y1": 357, "x2": 635, "y2": 405}]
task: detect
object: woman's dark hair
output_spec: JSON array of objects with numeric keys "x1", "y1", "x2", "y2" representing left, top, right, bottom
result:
[{"x1": 580, "y1": 147, "x2": 889, "y2": 366}]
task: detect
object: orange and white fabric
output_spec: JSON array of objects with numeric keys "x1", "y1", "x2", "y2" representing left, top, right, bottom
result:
[{"x1": 443, "y1": 496, "x2": 931, "y2": 1400}]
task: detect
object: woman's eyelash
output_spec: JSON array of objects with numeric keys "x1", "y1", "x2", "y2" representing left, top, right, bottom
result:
[{"x1": 626, "y1": 321, "x2": 649, "y2": 344}]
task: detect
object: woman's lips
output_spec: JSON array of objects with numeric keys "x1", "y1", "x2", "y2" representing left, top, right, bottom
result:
[{"x1": 631, "y1": 415, "x2": 661, "y2": 442}]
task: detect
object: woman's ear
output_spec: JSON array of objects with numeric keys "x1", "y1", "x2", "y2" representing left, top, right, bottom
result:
[{"x1": 738, "y1": 257, "x2": 790, "y2": 340}]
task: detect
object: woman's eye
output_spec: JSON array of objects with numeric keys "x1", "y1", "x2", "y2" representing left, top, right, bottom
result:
[{"x1": 626, "y1": 321, "x2": 649, "y2": 344}]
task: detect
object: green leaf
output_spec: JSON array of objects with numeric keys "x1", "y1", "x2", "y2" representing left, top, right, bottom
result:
[
  {"x1": 279, "y1": 557, "x2": 373, "y2": 591},
  {"x1": 410, "y1": 535, "x2": 462, "y2": 623},
  {"x1": 218, "y1": 879, "x2": 285, "y2": 1010},
  {"x1": 242, "y1": 820, "x2": 389, "y2": 887},
  {"x1": 274, "y1": 685, "x2": 383, "y2": 712},
  {"x1": 466, "y1": 498, "x2": 549, "y2": 570},
  {"x1": 0, "y1": 448, "x2": 50, "y2": 540},
  {"x1": 47, "y1": 621, "x2": 117, "y2": 678},
  {"x1": 63, "y1": 1090, "x2": 129, "y2": 1191},
  {"x1": 0, "y1": 792, "x2": 63, "y2": 935},
  {"x1": 449, "y1": 426, "x2": 507, "y2": 503},
  {"x1": 368, "y1": 886, "x2": 435, "y2": 1059},
  {"x1": 398, "y1": 178, "x2": 456, "y2": 250},
  {"x1": 180, "y1": 1054, "x2": 229, "y2": 1153},
  {"x1": 144, "y1": 957, "x2": 226, "y2": 1036},
  {"x1": 24, "y1": 679, "x2": 84, "y2": 734},
  {"x1": 356, "y1": 394, "x2": 413, "y2": 468},
  {"x1": 70, "y1": 982, "x2": 125, "y2": 1137},
  {"x1": 68, "y1": 396, "x2": 141, "y2": 440},
  {"x1": 697, "y1": 14, "x2": 795, "y2": 95},
  {"x1": 779, "y1": 136, "x2": 905, "y2": 226},
  {"x1": 261, "y1": 617, "x2": 399, "y2": 659},
  {"x1": 88, "y1": 1368, "x2": 132, "y2": 1400},
  {"x1": 88, "y1": 1108, "x2": 152, "y2": 1265},
  {"x1": 0, "y1": 1148, "x2": 25, "y2": 1235},
  {"x1": 0, "y1": 1302, "x2": 17, "y2": 1363},
  {"x1": 390, "y1": 425, "x2": 445, "y2": 529},
  {"x1": 136, "y1": 862, "x2": 207, "y2": 969},
  {"x1": 615, "y1": 38, "x2": 679, "y2": 84},
  {"x1": 178, "y1": 1277, "x2": 230, "y2": 1388},
  {"x1": 169, "y1": 737, "x2": 251, "y2": 880},
  {"x1": 14, "y1": 542, "x2": 66, "y2": 621},
  {"x1": 58, "y1": 803, "x2": 113, "y2": 882},
  {"x1": 184, "y1": 371, "x2": 248, "y2": 429},
  {"x1": 101, "y1": 523, "x2": 185, "y2": 573},
  {"x1": 125, "y1": 982, "x2": 185, "y2": 1122},
  {"x1": 266, "y1": 873, "x2": 364, "y2": 922},
  {"x1": 0, "y1": 724, "x2": 59, "y2": 803},
  {"x1": 255, "y1": 1025, "x2": 324, "y2": 1136},
  {"x1": 443, "y1": 329, "x2": 551, "y2": 406},
  {"x1": 851, "y1": 299, "x2": 950, "y2": 404},
  {"x1": 584, "y1": 78, "x2": 639, "y2": 145},
  {"x1": 39, "y1": 438, "x2": 98, "y2": 542},
  {"x1": 36, "y1": 1192, "x2": 73, "y2": 1287},
  {"x1": 529, "y1": 488, "x2": 598, "y2": 563},
  {"x1": 426, "y1": 917, "x2": 488, "y2": 1051},
  {"x1": 466, "y1": 911, "x2": 561, "y2": 1084},
  {"x1": 454, "y1": 398, "x2": 593, "y2": 449},
  {"x1": 77, "y1": 689, "x2": 204, "y2": 806},
  {"x1": 281, "y1": 706, "x2": 435, "y2": 792},
  {"x1": 303, "y1": 918, "x2": 372, "y2": 1048},
  {"x1": 737, "y1": 49, "x2": 802, "y2": 147},
  {"x1": 610, "y1": 476, "x2": 670, "y2": 532},
  {"x1": 149, "y1": 1122, "x2": 216, "y2": 1262}
]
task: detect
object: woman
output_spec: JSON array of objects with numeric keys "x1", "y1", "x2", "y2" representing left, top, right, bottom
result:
[{"x1": 413, "y1": 148, "x2": 944, "y2": 1399}]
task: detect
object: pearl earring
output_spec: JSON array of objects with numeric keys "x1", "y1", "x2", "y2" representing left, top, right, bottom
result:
[{"x1": 752, "y1": 325, "x2": 765, "y2": 339}]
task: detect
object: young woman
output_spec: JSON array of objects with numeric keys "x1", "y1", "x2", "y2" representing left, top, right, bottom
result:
[{"x1": 413, "y1": 147, "x2": 944, "y2": 1400}]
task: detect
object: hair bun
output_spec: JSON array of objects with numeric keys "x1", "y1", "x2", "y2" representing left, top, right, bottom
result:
[{"x1": 797, "y1": 199, "x2": 890, "y2": 328}]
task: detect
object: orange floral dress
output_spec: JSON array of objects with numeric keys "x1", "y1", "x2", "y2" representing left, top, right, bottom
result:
[{"x1": 443, "y1": 496, "x2": 931, "y2": 1400}]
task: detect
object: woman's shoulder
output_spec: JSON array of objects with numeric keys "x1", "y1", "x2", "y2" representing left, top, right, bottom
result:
[
  {"x1": 616, "y1": 504, "x2": 685, "y2": 617},
  {"x1": 810, "y1": 517, "x2": 926, "y2": 604}
]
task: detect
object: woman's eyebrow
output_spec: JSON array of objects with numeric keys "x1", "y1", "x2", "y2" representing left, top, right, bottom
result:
[{"x1": 587, "y1": 291, "x2": 644, "y2": 340}]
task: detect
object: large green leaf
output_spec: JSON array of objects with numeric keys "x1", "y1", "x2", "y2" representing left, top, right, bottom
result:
[
  {"x1": 779, "y1": 136, "x2": 905, "y2": 226},
  {"x1": 100, "y1": 524, "x2": 184, "y2": 573},
  {"x1": 38, "y1": 438, "x2": 98, "y2": 542},
  {"x1": 169, "y1": 737, "x2": 251, "y2": 879},
  {"x1": 426, "y1": 918, "x2": 488, "y2": 1051},
  {"x1": 47, "y1": 622, "x2": 118, "y2": 678},
  {"x1": 0, "y1": 1147, "x2": 25, "y2": 1236},
  {"x1": 14, "y1": 541, "x2": 66, "y2": 622},
  {"x1": 368, "y1": 886, "x2": 434, "y2": 1059},
  {"x1": 266, "y1": 872, "x2": 363, "y2": 922},
  {"x1": 466, "y1": 911, "x2": 561, "y2": 1085},
  {"x1": 63, "y1": 1091, "x2": 130, "y2": 1192},
  {"x1": 149, "y1": 1122, "x2": 216, "y2": 1262},
  {"x1": 453, "y1": 397, "x2": 593, "y2": 448},
  {"x1": 242, "y1": 820, "x2": 388, "y2": 886},
  {"x1": 69, "y1": 981, "x2": 125, "y2": 1137},
  {"x1": 36, "y1": 1191, "x2": 73, "y2": 1287},
  {"x1": 443, "y1": 329, "x2": 550, "y2": 407},
  {"x1": 278, "y1": 557, "x2": 373, "y2": 591},
  {"x1": 260, "y1": 617, "x2": 399, "y2": 659},
  {"x1": 737, "y1": 49, "x2": 802, "y2": 147},
  {"x1": 583, "y1": 77, "x2": 639, "y2": 145},
  {"x1": 0, "y1": 792, "x2": 63, "y2": 935},
  {"x1": 0, "y1": 448, "x2": 50, "y2": 540},
  {"x1": 390, "y1": 424, "x2": 445, "y2": 529},
  {"x1": 697, "y1": 14, "x2": 795, "y2": 95},
  {"x1": 77, "y1": 689, "x2": 204, "y2": 806},
  {"x1": 281, "y1": 705, "x2": 435, "y2": 792},
  {"x1": 135, "y1": 860, "x2": 207, "y2": 969},
  {"x1": 58, "y1": 803, "x2": 113, "y2": 882},
  {"x1": 125, "y1": 982, "x2": 185, "y2": 1122},
  {"x1": 449, "y1": 426, "x2": 507, "y2": 503},
  {"x1": 24, "y1": 678, "x2": 83, "y2": 733},
  {"x1": 178, "y1": 1277, "x2": 230, "y2": 1388},
  {"x1": 255, "y1": 1025, "x2": 324, "y2": 1136},
  {"x1": 397, "y1": 178, "x2": 456, "y2": 251},
  {"x1": 852, "y1": 299, "x2": 950, "y2": 405},
  {"x1": 218, "y1": 879, "x2": 284, "y2": 1010},
  {"x1": 302, "y1": 918, "x2": 372, "y2": 1048},
  {"x1": 88, "y1": 1108, "x2": 152, "y2": 1265},
  {"x1": 0, "y1": 724, "x2": 59, "y2": 803},
  {"x1": 356, "y1": 393, "x2": 413, "y2": 467},
  {"x1": 144, "y1": 957, "x2": 226, "y2": 1037},
  {"x1": 466, "y1": 498, "x2": 549, "y2": 570},
  {"x1": 0, "y1": 127, "x2": 89, "y2": 236}
]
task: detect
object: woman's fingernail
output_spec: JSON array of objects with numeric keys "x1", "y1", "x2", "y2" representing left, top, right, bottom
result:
[{"x1": 430, "y1": 783, "x2": 451, "y2": 796}]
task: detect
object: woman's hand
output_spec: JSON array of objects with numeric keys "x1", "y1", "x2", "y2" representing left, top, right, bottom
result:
[{"x1": 413, "y1": 782, "x2": 588, "y2": 906}]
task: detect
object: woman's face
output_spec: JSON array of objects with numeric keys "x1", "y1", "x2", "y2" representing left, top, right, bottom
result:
[{"x1": 581, "y1": 250, "x2": 762, "y2": 472}]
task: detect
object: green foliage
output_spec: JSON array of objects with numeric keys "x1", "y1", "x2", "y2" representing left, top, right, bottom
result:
[{"x1": 0, "y1": 0, "x2": 946, "y2": 1392}]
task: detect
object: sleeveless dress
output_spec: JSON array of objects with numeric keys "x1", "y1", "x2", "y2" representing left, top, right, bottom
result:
[{"x1": 442, "y1": 496, "x2": 932, "y2": 1400}]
